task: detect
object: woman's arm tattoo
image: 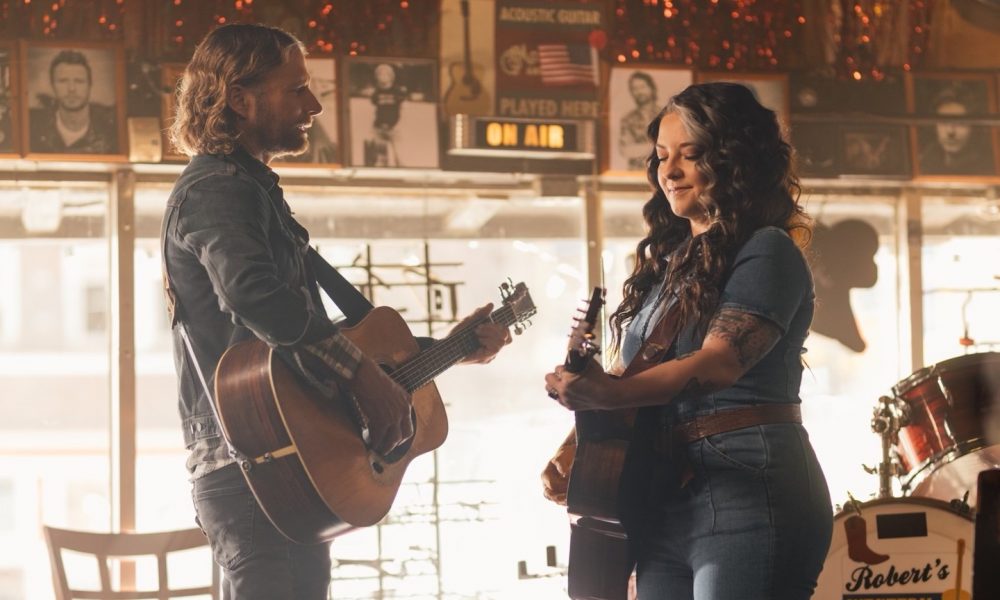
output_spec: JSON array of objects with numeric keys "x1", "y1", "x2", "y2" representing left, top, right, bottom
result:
[{"x1": 706, "y1": 308, "x2": 781, "y2": 369}]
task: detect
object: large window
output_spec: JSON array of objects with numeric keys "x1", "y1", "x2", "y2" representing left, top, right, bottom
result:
[
  {"x1": 922, "y1": 194, "x2": 1000, "y2": 363},
  {"x1": 5, "y1": 166, "x2": 998, "y2": 599},
  {"x1": 0, "y1": 182, "x2": 111, "y2": 600}
]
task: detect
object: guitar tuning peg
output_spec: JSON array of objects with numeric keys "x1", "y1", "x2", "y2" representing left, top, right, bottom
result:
[{"x1": 514, "y1": 323, "x2": 525, "y2": 335}]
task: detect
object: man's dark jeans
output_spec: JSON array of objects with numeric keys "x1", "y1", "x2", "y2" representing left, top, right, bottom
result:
[{"x1": 192, "y1": 463, "x2": 332, "y2": 599}]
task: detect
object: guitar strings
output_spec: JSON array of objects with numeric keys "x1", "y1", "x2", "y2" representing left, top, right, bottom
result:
[
  {"x1": 391, "y1": 305, "x2": 515, "y2": 389},
  {"x1": 390, "y1": 305, "x2": 518, "y2": 390}
]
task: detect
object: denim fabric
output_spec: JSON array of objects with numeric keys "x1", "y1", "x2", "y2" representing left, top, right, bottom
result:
[
  {"x1": 192, "y1": 464, "x2": 332, "y2": 600},
  {"x1": 619, "y1": 226, "x2": 832, "y2": 598},
  {"x1": 674, "y1": 226, "x2": 815, "y2": 409},
  {"x1": 632, "y1": 423, "x2": 833, "y2": 599},
  {"x1": 161, "y1": 149, "x2": 338, "y2": 451}
]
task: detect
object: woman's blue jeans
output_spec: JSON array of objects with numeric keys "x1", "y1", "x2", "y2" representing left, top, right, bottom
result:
[{"x1": 630, "y1": 422, "x2": 834, "y2": 599}]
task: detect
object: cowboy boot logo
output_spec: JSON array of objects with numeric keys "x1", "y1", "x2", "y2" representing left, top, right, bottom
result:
[{"x1": 844, "y1": 513, "x2": 890, "y2": 565}]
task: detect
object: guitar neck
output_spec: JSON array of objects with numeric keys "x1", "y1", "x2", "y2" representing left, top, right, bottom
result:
[
  {"x1": 391, "y1": 305, "x2": 516, "y2": 392},
  {"x1": 461, "y1": 0, "x2": 473, "y2": 71}
]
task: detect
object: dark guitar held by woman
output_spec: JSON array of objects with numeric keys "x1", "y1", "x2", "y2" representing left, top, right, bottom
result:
[{"x1": 543, "y1": 82, "x2": 834, "y2": 600}]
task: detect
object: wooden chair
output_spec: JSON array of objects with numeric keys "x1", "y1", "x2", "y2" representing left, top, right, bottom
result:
[{"x1": 43, "y1": 525, "x2": 220, "y2": 600}]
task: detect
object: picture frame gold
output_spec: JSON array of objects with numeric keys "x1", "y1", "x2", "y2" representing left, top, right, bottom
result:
[
  {"x1": 906, "y1": 71, "x2": 999, "y2": 181},
  {"x1": 19, "y1": 40, "x2": 127, "y2": 161},
  {"x1": 604, "y1": 64, "x2": 693, "y2": 175},
  {"x1": 0, "y1": 41, "x2": 21, "y2": 157}
]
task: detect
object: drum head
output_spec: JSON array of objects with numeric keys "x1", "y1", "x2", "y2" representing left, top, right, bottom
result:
[
  {"x1": 909, "y1": 443, "x2": 1000, "y2": 507},
  {"x1": 816, "y1": 497, "x2": 972, "y2": 598}
]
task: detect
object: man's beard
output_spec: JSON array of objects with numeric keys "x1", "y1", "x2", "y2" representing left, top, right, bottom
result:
[{"x1": 262, "y1": 122, "x2": 310, "y2": 159}]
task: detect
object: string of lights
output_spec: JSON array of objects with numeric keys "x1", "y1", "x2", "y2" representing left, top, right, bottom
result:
[{"x1": 0, "y1": 0, "x2": 936, "y2": 79}]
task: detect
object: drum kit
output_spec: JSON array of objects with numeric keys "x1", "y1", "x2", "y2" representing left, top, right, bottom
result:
[{"x1": 816, "y1": 351, "x2": 1000, "y2": 599}]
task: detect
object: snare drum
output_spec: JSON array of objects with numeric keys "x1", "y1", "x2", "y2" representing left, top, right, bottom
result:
[
  {"x1": 893, "y1": 352, "x2": 1000, "y2": 504},
  {"x1": 815, "y1": 497, "x2": 973, "y2": 599}
]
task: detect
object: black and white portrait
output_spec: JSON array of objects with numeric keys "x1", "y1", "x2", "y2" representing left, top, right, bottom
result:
[
  {"x1": 23, "y1": 42, "x2": 124, "y2": 157},
  {"x1": 0, "y1": 43, "x2": 16, "y2": 155},
  {"x1": 912, "y1": 75, "x2": 997, "y2": 176},
  {"x1": 697, "y1": 72, "x2": 790, "y2": 128},
  {"x1": 280, "y1": 57, "x2": 339, "y2": 166},
  {"x1": 344, "y1": 57, "x2": 439, "y2": 169},
  {"x1": 840, "y1": 124, "x2": 910, "y2": 177},
  {"x1": 607, "y1": 66, "x2": 692, "y2": 173},
  {"x1": 791, "y1": 122, "x2": 838, "y2": 177}
]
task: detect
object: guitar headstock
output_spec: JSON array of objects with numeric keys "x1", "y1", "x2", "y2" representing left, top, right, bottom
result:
[
  {"x1": 565, "y1": 287, "x2": 604, "y2": 374},
  {"x1": 500, "y1": 280, "x2": 537, "y2": 335}
]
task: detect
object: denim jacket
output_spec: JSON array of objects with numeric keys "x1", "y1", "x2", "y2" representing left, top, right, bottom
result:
[
  {"x1": 623, "y1": 226, "x2": 814, "y2": 420},
  {"x1": 161, "y1": 149, "x2": 350, "y2": 473}
]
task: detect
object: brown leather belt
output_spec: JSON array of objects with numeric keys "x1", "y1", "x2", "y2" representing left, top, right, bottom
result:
[{"x1": 671, "y1": 403, "x2": 802, "y2": 445}]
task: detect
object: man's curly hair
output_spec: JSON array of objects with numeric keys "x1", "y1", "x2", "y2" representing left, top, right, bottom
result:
[{"x1": 169, "y1": 23, "x2": 304, "y2": 157}]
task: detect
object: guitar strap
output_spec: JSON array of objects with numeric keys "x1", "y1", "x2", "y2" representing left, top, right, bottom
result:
[
  {"x1": 306, "y1": 247, "x2": 373, "y2": 325},
  {"x1": 621, "y1": 300, "x2": 682, "y2": 379},
  {"x1": 160, "y1": 243, "x2": 252, "y2": 467}
]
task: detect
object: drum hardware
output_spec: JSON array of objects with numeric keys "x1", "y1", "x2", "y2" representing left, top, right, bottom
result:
[
  {"x1": 949, "y1": 489, "x2": 973, "y2": 516},
  {"x1": 865, "y1": 395, "x2": 909, "y2": 498}
]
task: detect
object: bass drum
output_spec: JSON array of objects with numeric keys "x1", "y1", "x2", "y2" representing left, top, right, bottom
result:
[{"x1": 815, "y1": 497, "x2": 972, "y2": 599}]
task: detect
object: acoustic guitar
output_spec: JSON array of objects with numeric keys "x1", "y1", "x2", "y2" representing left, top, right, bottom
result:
[
  {"x1": 443, "y1": 0, "x2": 492, "y2": 115},
  {"x1": 560, "y1": 287, "x2": 633, "y2": 600},
  {"x1": 214, "y1": 282, "x2": 536, "y2": 544},
  {"x1": 564, "y1": 289, "x2": 680, "y2": 600}
]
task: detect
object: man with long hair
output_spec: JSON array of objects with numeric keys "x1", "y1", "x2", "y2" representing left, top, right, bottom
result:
[{"x1": 162, "y1": 24, "x2": 511, "y2": 598}]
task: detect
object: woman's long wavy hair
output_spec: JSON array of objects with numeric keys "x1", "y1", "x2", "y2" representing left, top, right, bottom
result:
[
  {"x1": 169, "y1": 24, "x2": 304, "y2": 157},
  {"x1": 609, "y1": 82, "x2": 811, "y2": 355}
]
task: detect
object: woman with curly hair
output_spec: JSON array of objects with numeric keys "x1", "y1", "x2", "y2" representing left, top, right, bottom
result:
[{"x1": 544, "y1": 82, "x2": 833, "y2": 599}]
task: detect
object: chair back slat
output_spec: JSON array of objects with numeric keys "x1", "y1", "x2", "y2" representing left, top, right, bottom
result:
[{"x1": 42, "y1": 525, "x2": 218, "y2": 600}]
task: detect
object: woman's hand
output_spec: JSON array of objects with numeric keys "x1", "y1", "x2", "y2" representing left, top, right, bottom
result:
[
  {"x1": 544, "y1": 359, "x2": 621, "y2": 411},
  {"x1": 540, "y1": 429, "x2": 576, "y2": 505}
]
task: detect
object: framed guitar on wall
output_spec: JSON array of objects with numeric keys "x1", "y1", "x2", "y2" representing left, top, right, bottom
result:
[{"x1": 442, "y1": 0, "x2": 493, "y2": 116}]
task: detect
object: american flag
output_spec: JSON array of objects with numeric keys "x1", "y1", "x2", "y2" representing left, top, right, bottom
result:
[{"x1": 537, "y1": 44, "x2": 598, "y2": 87}]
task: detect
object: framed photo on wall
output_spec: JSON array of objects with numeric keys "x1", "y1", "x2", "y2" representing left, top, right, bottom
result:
[
  {"x1": 606, "y1": 65, "x2": 693, "y2": 174},
  {"x1": 160, "y1": 62, "x2": 187, "y2": 163},
  {"x1": 277, "y1": 56, "x2": 340, "y2": 167},
  {"x1": 342, "y1": 56, "x2": 439, "y2": 169},
  {"x1": 907, "y1": 71, "x2": 998, "y2": 178},
  {"x1": 790, "y1": 121, "x2": 839, "y2": 178},
  {"x1": 0, "y1": 42, "x2": 20, "y2": 157},
  {"x1": 838, "y1": 123, "x2": 911, "y2": 178},
  {"x1": 696, "y1": 71, "x2": 790, "y2": 129},
  {"x1": 19, "y1": 40, "x2": 126, "y2": 160}
]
